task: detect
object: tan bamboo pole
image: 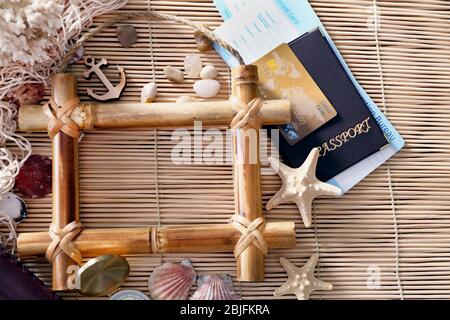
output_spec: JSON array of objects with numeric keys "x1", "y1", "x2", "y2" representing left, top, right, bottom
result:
[
  {"x1": 17, "y1": 222, "x2": 296, "y2": 258},
  {"x1": 18, "y1": 100, "x2": 290, "y2": 132},
  {"x1": 50, "y1": 74, "x2": 80, "y2": 291},
  {"x1": 231, "y1": 65, "x2": 264, "y2": 282},
  {"x1": 18, "y1": 99, "x2": 290, "y2": 132}
]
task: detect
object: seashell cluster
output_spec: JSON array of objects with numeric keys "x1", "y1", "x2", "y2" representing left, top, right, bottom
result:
[
  {"x1": 163, "y1": 53, "x2": 221, "y2": 100},
  {"x1": 148, "y1": 259, "x2": 196, "y2": 300},
  {"x1": 190, "y1": 274, "x2": 240, "y2": 300}
]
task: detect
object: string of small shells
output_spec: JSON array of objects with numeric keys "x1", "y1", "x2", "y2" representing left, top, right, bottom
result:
[{"x1": 59, "y1": 10, "x2": 244, "y2": 72}]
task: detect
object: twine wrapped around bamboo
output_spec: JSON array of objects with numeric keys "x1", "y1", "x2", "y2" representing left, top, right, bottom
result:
[
  {"x1": 17, "y1": 222, "x2": 295, "y2": 258},
  {"x1": 18, "y1": 99, "x2": 291, "y2": 132}
]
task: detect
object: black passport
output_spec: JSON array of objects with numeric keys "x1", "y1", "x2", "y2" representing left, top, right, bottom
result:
[{"x1": 273, "y1": 29, "x2": 388, "y2": 181}]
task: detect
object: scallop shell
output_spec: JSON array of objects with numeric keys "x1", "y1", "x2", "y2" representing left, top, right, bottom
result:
[
  {"x1": 190, "y1": 274, "x2": 240, "y2": 300},
  {"x1": 148, "y1": 259, "x2": 196, "y2": 300}
]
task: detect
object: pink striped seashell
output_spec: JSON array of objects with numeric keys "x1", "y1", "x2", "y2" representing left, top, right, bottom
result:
[
  {"x1": 148, "y1": 259, "x2": 196, "y2": 300},
  {"x1": 190, "y1": 274, "x2": 240, "y2": 300}
]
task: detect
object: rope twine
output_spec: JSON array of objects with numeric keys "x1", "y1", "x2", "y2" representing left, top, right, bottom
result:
[
  {"x1": 0, "y1": 210, "x2": 17, "y2": 255},
  {"x1": 229, "y1": 96, "x2": 264, "y2": 129},
  {"x1": 45, "y1": 221, "x2": 83, "y2": 265},
  {"x1": 59, "y1": 10, "x2": 244, "y2": 72},
  {"x1": 43, "y1": 97, "x2": 81, "y2": 140},
  {"x1": 230, "y1": 214, "x2": 268, "y2": 258},
  {"x1": 0, "y1": 102, "x2": 31, "y2": 196}
]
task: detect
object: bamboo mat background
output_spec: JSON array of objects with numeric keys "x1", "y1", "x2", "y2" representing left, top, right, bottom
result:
[{"x1": 15, "y1": 0, "x2": 450, "y2": 299}]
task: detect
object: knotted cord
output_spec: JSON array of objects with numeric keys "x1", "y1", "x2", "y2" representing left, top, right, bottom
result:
[
  {"x1": 59, "y1": 10, "x2": 244, "y2": 72},
  {"x1": 229, "y1": 96, "x2": 264, "y2": 130},
  {"x1": 230, "y1": 214, "x2": 268, "y2": 258},
  {"x1": 45, "y1": 221, "x2": 82, "y2": 265},
  {"x1": 43, "y1": 97, "x2": 81, "y2": 140}
]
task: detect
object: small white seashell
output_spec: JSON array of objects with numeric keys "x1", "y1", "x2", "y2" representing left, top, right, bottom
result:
[
  {"x1": 176, "y1": 95, "x2": 199, "y2": 103},
  {"x1": 200, "y1": 65, "x2": 218, "y2": 79},
  {"x1": 164, "y1": 66, "x2": 184, "y2": 83},
  {"x1": 193, "y1": 79, "x2": 220, "y2": 98},
  {"x1": 148, "y1": 258, "x2": 196, "y2": 300},
  {"x1": 0, "y1": 192, "x2": 27, "y2": 222},
  {"x1": 140, "y1": 82, "x2": 157, "y2": 103},
  {"x1": 184, "y1": 53, "x2": 203, "y2": 78},
  {"x1": 190, "y1": 274, "x2": 240, "y2": 300}
]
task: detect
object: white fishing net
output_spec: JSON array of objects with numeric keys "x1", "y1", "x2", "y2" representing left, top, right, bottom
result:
[
  {"x1": 0, "y1": 210, "x2": 17, "y2": 254},
  {"x1": 0, "y1": 0, "x2": 127, "y2": 203}
]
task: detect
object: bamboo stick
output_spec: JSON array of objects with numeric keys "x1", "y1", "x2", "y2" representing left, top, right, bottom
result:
[
  {"x1": 17, "y1": 222, "x2": 296, "y2": 258},
  {"x1": 18, "y1": 99, "x2": 291, "y2": 132},
  {"x1": 231, "y1": 65, "x2": 264, "y2": 282},
  {"x1": 50, "y1": 74, "x2": 80, "y2": 291}
]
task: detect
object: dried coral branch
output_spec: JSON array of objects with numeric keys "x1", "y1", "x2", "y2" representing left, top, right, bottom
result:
[{"x1": 0, "y1": 0, "x2": 128, "y2": 99}]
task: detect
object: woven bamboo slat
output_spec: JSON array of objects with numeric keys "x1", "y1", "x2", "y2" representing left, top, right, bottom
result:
[{"x1": 12, "y1": 0, "x2": 450, "y2": 299}]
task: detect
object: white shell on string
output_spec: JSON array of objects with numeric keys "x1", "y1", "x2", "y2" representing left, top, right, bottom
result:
[{"x1": 0, "y1": 192, "x2": 27, "y2": 222}]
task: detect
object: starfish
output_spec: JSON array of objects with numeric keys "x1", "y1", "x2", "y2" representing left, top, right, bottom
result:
[
  {"x1": 274, "y1": 254, "x2": 332, "y2": 300},
  {"x1": 266, "y1": 148, "x2": 342, "y2": 228}
]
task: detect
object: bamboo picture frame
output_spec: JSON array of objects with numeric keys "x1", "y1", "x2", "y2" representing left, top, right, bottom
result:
[{"x1": 16, "y1": 66, "x2": 296, "y2": 291}]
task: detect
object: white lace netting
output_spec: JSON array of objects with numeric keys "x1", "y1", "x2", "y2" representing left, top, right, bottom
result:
[
  {"x1": 0, "y1": 1, "x2": 127, "y2": 247},
  {"x1": 0, "y1": 210, "x2": 17, "y2": 254}
]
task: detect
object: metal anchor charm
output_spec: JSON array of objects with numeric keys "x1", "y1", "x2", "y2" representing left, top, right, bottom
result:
[{"x1": 83, "y1": 56, "x2": 126, "y2": 101}]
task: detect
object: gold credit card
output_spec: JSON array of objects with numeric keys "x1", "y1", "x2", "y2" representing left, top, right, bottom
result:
[{"x1": 255, "y1": 43, "x2": 337, "y2": 144}]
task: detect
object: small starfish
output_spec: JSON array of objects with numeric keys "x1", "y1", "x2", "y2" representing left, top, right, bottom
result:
[
  {"x1": 266, "y1": 148, "x2": 342, "y2": 228},
  {"x1": 274, "y1": 254, "x2": 332, "y2": 300}
]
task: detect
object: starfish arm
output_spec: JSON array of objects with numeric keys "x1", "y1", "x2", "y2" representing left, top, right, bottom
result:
[
  {"x1": 273, "y1": 281, "x2": 293, "y2": 297},
  {"x1": 266, "y1": 187, "x2": 290, "y2": 210},
  {"x1": 279, "y1": 257, "x2": 299, "y2": 276},
  {"x1": 315, "y1": 181, "x2": 342, "y2": 197},
  {"x1": 300, "y1": 148, "x2": 320, "y2": 177},
  {"x1": 304, "y1": 253, "x2": 319, "y2": 271},
  {"x1": 294, "y1": 196, "x2": 313, "y2": 228},
  {"x1": 268, "y1": 156, "x2": 291, "y2": 180},
  {"x1": 314, "y1": 278, "x2": 333, "y2": 291},
  {"x1": 294, "y1": 290, "x2": 308, "y2": 300}
]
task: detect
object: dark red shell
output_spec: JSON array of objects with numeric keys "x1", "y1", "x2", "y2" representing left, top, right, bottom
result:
[
  {"x1": 6, "y1": 83, "x2": 45, "y2": 107},
  {"x1": 15, "y1": 155, "x2": 52, "y2": 199}
]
